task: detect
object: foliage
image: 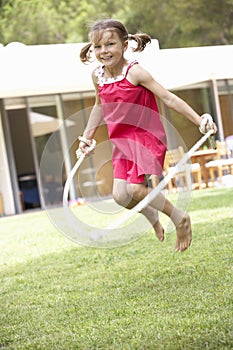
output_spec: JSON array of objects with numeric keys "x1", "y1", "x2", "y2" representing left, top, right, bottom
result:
[
  {"x1": 0, "y1": 0, "x2": 126, "y2": 45},
  {"x1": 0, "y1": 0, "x2": 61, "y2": 44},
  {"x1": 0, "y1": 188, "x2": 233, "y2": 349},
  {"x1": 0, "y1": 0, "x2": 233, "y2": 47},
  {"x1": 165, "y1": 0, "x2": 233, "y2": 47},
  {"x1": 123, "y1": 0, "x2": 233, "y2": 48}
]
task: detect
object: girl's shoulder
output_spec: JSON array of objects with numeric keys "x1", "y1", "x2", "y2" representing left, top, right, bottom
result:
[
  {"x1": 127, "y1": 61, "x2": 146, "y2": 75},
  {"x1": 125, "y1": 61, "x2": 149, "y2": 86},
  {"x1": 126, "y1": 62, "x2": 153, "y2": 86}
]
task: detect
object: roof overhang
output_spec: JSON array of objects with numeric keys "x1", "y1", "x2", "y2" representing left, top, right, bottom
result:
[{"x1": 0, "y1": 40, "x2": 232, "y2": 98}]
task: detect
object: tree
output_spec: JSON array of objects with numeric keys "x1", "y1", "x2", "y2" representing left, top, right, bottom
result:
[
  {"x1": 0, "y1": 0, "x2": 126, "y2": 44},
  {"x1": 0, "y1": 0, "x2": 232, "y2": 47},
  {"x1": 165, "y1": 0, "x2": 233, "y2": 47},
  {"x1": 123, "y1": 0, "x2": 233, "y2": 48},
  {"x1": 0, "y1": 0, "x2": 64, "y2": 44},
  {"x1": 122, "y1": 0, "x2": 175, "y2": 48}
]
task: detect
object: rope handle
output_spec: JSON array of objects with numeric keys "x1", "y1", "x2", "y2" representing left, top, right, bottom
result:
[
  {"x1": 76, "y1": 138, "x2": 96, "y2": 159},
  {"x1": 199, "y1": 113, "x2": 216, "y2": 149}
]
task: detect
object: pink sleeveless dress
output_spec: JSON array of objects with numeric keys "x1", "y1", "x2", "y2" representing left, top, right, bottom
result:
[{"x1": 95, "y1": 61, "x2": 167, "y2": 184}]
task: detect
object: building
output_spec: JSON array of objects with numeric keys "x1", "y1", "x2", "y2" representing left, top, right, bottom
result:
[{"x1": 0, "y1": 40, "x2": 233, "y2": 216}]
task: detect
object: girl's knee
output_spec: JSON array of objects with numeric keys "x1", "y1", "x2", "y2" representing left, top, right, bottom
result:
[
  {"x1": 112, "y1": 180, "x2": 147, "y2": 207},
  {"x1": 113, "y1": 179, "x2": 131, "y2": 207},
  {"x1": 112, "y1": 189, "x2": 131, "y2": 207},
  {"x1": 129, "y1": 183, "x2": 145, "y2": 201}
]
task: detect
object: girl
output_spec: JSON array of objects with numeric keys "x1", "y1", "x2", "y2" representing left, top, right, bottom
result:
[{"x1": 78, "y1": 19, "x2": 216, "y2": 252}]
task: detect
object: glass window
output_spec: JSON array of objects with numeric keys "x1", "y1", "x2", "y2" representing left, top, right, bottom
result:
[
  {"x1": 218, "y1": 80, "x2": 233, "y2": 137},
  {"x1": 171, "y1": 85, "x2": 213, "y2": 149},
  {"x1": 27, "y1": 95, "x2": 66, "y2": 206}
]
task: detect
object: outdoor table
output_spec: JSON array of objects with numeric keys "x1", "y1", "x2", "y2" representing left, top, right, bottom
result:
[{"x1": 191, "y1": 149, "x2": 217, "y2": 187}]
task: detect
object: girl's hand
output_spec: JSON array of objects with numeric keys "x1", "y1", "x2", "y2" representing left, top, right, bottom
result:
[
  {"x1": 207, "y1": 121, "x2": 218, "y2": 134},
  {"x1": 79, "y1": 141, "x2": 88, "y2": 155},
  {"x1": 76, "y1": 138, "x2": 96, "y2": 159},
  {"x1": 78, "y1": 141, "x2": 95, "y2": 156},
  {"x1": 199, "y1": 114, "x2": 218, "y2": 135}
]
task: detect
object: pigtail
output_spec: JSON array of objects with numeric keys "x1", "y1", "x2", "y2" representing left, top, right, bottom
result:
[
  {"x1": 128, "y1": 33, "x2": 151, "y2": 52},
  {"x1": 80, "y1": 43, "x2": 92, "y2": 63}
]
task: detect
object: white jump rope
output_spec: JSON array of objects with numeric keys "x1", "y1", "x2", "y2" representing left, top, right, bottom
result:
[{"x1": 63, "y1": 114, "x2": 215, "y2": 230}]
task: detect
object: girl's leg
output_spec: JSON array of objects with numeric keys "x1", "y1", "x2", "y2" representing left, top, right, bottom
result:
[
  {"x1": 127, "y1": 182, "x2": 192, "y2": 252},
  {"x1": 113, "y1": 179, "x2": 164, "y2": 241}
]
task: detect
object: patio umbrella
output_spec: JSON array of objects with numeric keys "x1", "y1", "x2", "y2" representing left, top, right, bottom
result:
[{"x1": 29, "y1": 112, "x2": 75, "y2": 137}]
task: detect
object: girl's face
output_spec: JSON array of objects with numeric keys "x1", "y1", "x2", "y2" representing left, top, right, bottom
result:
[{"x1": 92, "y1": 30, "x2": 128, "y2": 68}]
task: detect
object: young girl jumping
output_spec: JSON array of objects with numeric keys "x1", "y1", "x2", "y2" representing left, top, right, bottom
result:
[{"x1": 78, "y1": 19, "x2": 216, "y2": 252}]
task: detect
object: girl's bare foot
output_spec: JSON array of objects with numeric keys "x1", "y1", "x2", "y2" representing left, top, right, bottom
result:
[
  {"x1": 175, "y1": 213, "x2": 192, "y2": 252},
  {"x1": 153, "y1": 220, "x2": 165, "y2": 241}
]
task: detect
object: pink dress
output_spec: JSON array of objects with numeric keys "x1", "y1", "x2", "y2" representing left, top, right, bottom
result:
[{"x1": 95, "y1": 61, "x2": 167, "y2": 184}]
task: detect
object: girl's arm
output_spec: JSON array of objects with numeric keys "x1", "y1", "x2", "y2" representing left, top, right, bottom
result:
[
  {"x1": 79, "y1": 71, "x2": 103, "y2": 154},
  {"x1": 127, "y1": 64, "x2": 209, "y2": 128}
]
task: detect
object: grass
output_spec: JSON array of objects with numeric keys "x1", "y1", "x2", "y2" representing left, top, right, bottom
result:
[{"x1": 0, "y1": 188, "x2": 233, "y2": 349}]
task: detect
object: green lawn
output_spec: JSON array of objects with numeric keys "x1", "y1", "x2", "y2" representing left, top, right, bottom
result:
[{"x1": 0, "y1": 188, "x2": 233, "y2": 349}]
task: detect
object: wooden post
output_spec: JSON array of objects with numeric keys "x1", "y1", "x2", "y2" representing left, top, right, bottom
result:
[{"x1": 0, "y1": 193, "x2": 4, "y2": 216}]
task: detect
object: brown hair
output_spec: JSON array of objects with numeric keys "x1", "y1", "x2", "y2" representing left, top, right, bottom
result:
[{"x1": 80, "y1": 19, "x2": 151, "y2": 63}]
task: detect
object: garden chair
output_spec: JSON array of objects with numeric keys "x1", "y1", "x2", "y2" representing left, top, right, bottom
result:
[
  {"x1": 205, "y1": 140, "x2": 233, "y2": 186},
  {"x1": 163, "y1": 146, "x2": 202, "y2": 192},
  {"x1": 225, "y1": 135, "x2": 233, "y2": 157}
]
